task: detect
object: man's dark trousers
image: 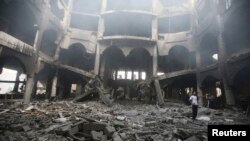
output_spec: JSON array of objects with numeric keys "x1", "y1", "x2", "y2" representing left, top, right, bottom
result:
[{"x1": 192, "y1": 105, "x2": 198, "y2": 120}]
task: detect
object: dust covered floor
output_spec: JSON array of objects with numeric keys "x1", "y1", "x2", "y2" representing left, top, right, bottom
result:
[{"x1": 0, "y1": 100, "x2": 249, "y2": 141}]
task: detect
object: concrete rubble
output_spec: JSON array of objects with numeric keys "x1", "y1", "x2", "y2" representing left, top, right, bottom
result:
[{"x1": 0, "y1": 100, "x2": 249, "y2": 141}]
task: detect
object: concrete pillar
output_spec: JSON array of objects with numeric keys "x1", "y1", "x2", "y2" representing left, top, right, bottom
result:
[
  {"x1": 153, "y1": 46, "x2": 158, "y2": 76},
  {"x1": 101, "y1": 0, "x2": 107, "y2": 13},
  {"x1": 195, "y1": 42, "x2": 203, "y2": 106},
  {"x1": 114, "y1": 70, "x2": 117, "y2": 80},
  {"x1": 53, "y1": 37, "x2": 62, "y2": 61},
  {"x1": 154, "y1": 79, "x2": 164, "y2": 106},
  {"x1": 63, "y1": 0, "x2": 73, "y2": 27},
  {"x1": 100, "y1": 57, "x2": 106, "y2": 78},
  {"x1": 125, "y1": 70, "x2": 128, "y2": 79},
  {"x1": 13, "y1": 71, "x2": 21, "y2": 93},
  {"x1": 152, "y1": 17, "x2": 158, "y2": 40},
  {"x1": 217, "y1": 16, "x2": 235, "y2": 106},
  {"x1": 33, "y1": 29, "x2": 40, "y2": 49},
  {"x1": 24, "y1": 74, "x2": 35, "y2": 104},
  {"x1": 94, "y1": 44, "x2": 100, "y2": 75},
  {"x1": 31, "y1": 78, "x2": 38, "y2": 99},
  {"x1": 0, "y1": 46, "x2": 3, "y2": 55},
  {"x1": 76, "y1": 82, "x2": 82, "y2": 95},
  {"x1": 51, "y1": 73, "x2": 58, "y2": 97},
  {"x1": 138, "y1": 71, "x2": 142, "y2": 80},
  {"x1": 132, "y1": 70, "x2": 134, "y2": 80}
]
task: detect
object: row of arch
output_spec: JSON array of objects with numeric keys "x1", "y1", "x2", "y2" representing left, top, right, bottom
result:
[{"x1": 60, "y1": 43, "x2": 196, "y2": 74}]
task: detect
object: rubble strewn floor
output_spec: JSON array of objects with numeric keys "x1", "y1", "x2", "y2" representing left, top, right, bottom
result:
[{"x1": 0, "y1": 100, "x2": 249, "y2": 141}]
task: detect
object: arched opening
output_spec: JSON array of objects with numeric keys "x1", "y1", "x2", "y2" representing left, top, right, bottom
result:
[
  {"x1": 101, "y1": 46, "x2": 125, "y2": 82},
  {"x1": 40, "y1": 29, "x2": 58, "y2": 57},
  {"x1": 200, "y1": 34, "x2": 218, "y2": 67},
  {"x1": 0, "y1": 56, "x2": 27, "y2": 99},
  {"x1": 223, "y1": 2, "x2": 250, "y2": 56},
  {"x1": 232, "y1": 65, "x2": 250, "y2": 111},
  {"x1": 61, "y1": 43, "x2": 94, "y2": 71},
  {"x1": 127, "y1": 47, "x2": 151, "y2": 79},
  {"x1": 168, "y1": 45, "x2": 189, "y2": 72},
  {"x1": 163, "y1": 74, "x2": 196, "y2": 105},
  {"x1": 201, "y1": 76, "x2": 224, "y2": 109},
  {"x1": 0, "y1": 0, "x2": 37, "y2": 45}
]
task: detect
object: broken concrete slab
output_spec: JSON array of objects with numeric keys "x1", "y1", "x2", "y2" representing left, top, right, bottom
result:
[
  {"x1": 112, "y1": 132, "x2": 123, "y2": 141},
  {"x1": 83, "y1": 122, "x2": 107, "y2": 131},
  {"x1": 22, "y1": 125, "x2": 31, "y2": 132},
  {"x1": 183, "y1": 136, "x2": 200, "y2": 141},
  {"x1": 104, "y1": 126, "x2": 116, "y2": 138},
  {"x1": 113, "y1": 120, "x2": 126, "y2": 128},
  {"x1": 91, "y1": 130, "x2": 103, "y2": 141}
]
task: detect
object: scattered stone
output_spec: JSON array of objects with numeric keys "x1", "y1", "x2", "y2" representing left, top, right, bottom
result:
[
  {"x1": 183, "y1": 136, "x2": 200, "y2": 141},
  {"x1": 91, "y1": 131, "x2": 103, "y2": 141},
  {"x1": 145, "y1": 121, "x2": 157, "y2": 127},
  {"x1": 113, "y1": 120, "x2": 126, "y2": 128},
  {"x1": 104, "y1": 126, "x2": 116, "y2": 137},
  {"x1": 22, "y1": 125, "x2": 31, "y2": 132},
  {"x1": 55, "y1": 117, "x2": 68, "y2": 123},
  {"x1": 0, "y1": 100, "x2": 248, "y2": 141},
  {"x1": 84, "y1": 122, "x2": 107, "y2": 131},
  {"x1": 225, "y1": 119, "x2": 234, "y2": 122},
  {"x1": 116, "y1": 116, "x2": 126, "y2": 121},
  {"x1": 119, "y1": 133, "x2": 127, "y2": 140},
  {"x1": 173, "y1": 128, "x2": 192, "y2": 139},
  {"x1": 214, "y1": 111, "x2": 223, "y2": 116},
  {"x1": 112, "y1": 132, "x2": 123, "y2": 141},
  {"x1": 197, "y1": 116, "x2": 211, "y2": 121}
]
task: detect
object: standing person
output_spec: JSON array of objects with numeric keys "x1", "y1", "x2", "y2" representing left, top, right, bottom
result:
[{"x1": 189, "y1": 92, "x2": 198, "y2": 120}]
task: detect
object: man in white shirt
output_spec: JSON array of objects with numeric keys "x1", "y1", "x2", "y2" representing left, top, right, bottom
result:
[{"x1": 189, "y1": 92, "x2": 198, "y2": 120}]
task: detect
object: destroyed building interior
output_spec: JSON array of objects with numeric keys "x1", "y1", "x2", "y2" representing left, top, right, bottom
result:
[{"x1": 0, "y1": 0, "x2": 250, "y2": 140}]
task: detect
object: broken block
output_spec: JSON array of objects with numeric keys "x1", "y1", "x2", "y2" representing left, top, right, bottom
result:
[
  {"x1": 101, "y1": 135, "x2": 107, "y2": 141},
  {"x1": 104, "y1": 126, "x2": 116, "y2": 137},
  {"x1": 183, "y1": 136, "x2": 200, "y2": 141},
  {"x1": 22, "y1": 125, "x2": 31, "y2": 132},
  {"x1": 69, "y1": 125, "x2": 79, "y2": 135},
  {"x1": 91, "y1": 131, "x2": 103, "y2": 141},
  {"x1": 112, "y1": 132, "x2": 123, "y2": 141},
  {"x1": 113, "y1": 120, "x2": 126, "y2": 128},
  {"x1": 83, "y1": 122, "x2": 107, "y2": 131}
]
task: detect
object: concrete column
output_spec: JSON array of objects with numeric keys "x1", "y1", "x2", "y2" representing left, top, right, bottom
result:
[
  {"x1": 115, "y1": 70, "x2": 117, "y2": 80},
  {"x1": 153, "y1": 46, "x2": 158, "y2": 76},
  {"x1": 53, "y1": 34, "x2": 63, "y2": 60},
  {"x1": 33, "y1": 29, "x2": 40, "y2": 49},
  {"x1": 217, "y1": 15, "x2": 235, "y2": 106},
  {"x1": 13, "y1": 71, "x2": 21, "y2": 93},
  {"x1": 0, "y1": 46, "x2": 3, "y2": 55},
  {"x1": 62, "y1": 0, "x2": 73, "y2": 27},
  {"x1": 76, "y1": 83, "x2": 82, "y2": 95},
  {"x1": 152, "y1": 17, "x2": 158, "y2": 40},
  {"x1": 24, "y1": 74, "x2": 35, "y2": 104},
  {"x1": 94, "y1": 44, "x2": 100, "y2": 75},
  {"x1": 195, "y1": 43, "x2": 203, "y2": 106},
  {"x1": 138, "y1": 71, "x2": 142, "y2": 80},
  {"x1": 0, "y1": 58, "x2": 4, "y2": 74},
  {"x1": 100, "y1": 55, "x2": 106, "y2": 78},
  {"x1": 132, "y1": 70, "x2": 134, "y2": 80},
  {"x1": 51, "y1": 73, "x2": 58, "y2": 97},
  {"x1": 101, "y1": 0, "x2": 107, "y2": 13},
  {"x1": 154, "y1": 79, "x2": 164, "y2": 106}
]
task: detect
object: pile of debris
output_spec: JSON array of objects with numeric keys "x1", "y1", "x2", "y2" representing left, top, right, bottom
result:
[{"x1": 0, "y1": 100, "x2": 249, "y2": 141}]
